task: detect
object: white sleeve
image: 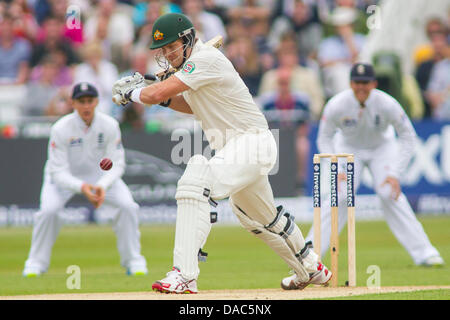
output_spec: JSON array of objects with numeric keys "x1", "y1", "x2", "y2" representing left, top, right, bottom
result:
[
  {"x1": 317, "y1": 101, "x2": 337, "y2": 154},
  {"x1": 389, "y1": 99, "x2": 417, "y2": 178},
  {"x1": 47, "y1": 126, "x2": 84, "y2": 193},
  {"x1": 96, "y1": 122, "x2": 125, "y2": 190}
]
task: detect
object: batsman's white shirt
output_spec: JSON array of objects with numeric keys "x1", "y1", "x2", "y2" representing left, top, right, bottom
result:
[
  {"x1": 309, "y1": 88, "x2": 440, "y2": 264},
  {"x1": 175, "y1": 39, "x2": 269, "y2": 151}
]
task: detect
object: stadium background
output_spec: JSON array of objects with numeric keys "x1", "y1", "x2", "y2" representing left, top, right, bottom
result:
[
  {"x1": 0, "y1": 0, "x2": 449, "y2": 301},
  {"x1": 0, "y1": 0, "x2": 449, "y2": 226}
]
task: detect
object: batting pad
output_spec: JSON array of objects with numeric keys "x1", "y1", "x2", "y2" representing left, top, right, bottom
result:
[
  {"x1": 174, "y1": 155, "x2": 213, "y2": 280},
  {"x1": 265, "y1": 207, "x2": 307, "y2": 258},
  {"x1": 231, "y1": 201, "x2": 309, "y2": 282}
]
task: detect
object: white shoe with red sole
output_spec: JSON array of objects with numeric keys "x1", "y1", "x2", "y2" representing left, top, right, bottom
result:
[
  {"x1": 281, "y1": 262, "x2": 332, "y2": 290},
  {"x1": 152, "y1": 267, "x2": 198, "y2": 294}
]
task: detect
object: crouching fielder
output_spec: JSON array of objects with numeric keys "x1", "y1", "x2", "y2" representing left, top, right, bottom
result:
[
  {"x1": 113, "y1": 13, "x2": 331, "y2": 293},
  {"x1": 23, "y1": 83, "x2": 147, "y2": 277}
]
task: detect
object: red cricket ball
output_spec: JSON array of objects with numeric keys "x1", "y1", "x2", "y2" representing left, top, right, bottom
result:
[{"x1": 100, "y1": 158, "x2": 113, "y2": 171}]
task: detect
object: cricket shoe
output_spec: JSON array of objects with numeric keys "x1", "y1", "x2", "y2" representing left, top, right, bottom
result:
[
  {"x1": 152, "y1": 267, "x2": 198, "y2": 294},
  {"x1": 420, "y1": 256, "x2": 444, "y2": 267},
  {"x1": 281, "y1": 262, "x2": 332, "y2": 290},
  {"x1": 22, "y1": 266, "x2": 43, "y2": 278},
  {"x1": 126, "y1": 266, "x2": 148, "y2": 276}
]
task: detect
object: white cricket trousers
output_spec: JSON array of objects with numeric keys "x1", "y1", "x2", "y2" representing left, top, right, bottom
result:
[
  {"x1": 210, "y1": 129, "x2": 279, "y2": 225},
  {"x1": 306, "y1": 140, "x2": 440, "y2": 265},
  {"x1": 174, "y1": 129, "x2": 291, "y2": 280},
  {"x1": 24, "y1": 177, "x2": 147, "y2": 272}
]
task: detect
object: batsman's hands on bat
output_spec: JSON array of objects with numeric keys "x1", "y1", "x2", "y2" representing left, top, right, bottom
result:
[
  {"x1": 156, "y1": 69, "x2": 176, "y2": 81},
  {"x1": 112, "y1": 72, "x2": 157, "y2": 105}
]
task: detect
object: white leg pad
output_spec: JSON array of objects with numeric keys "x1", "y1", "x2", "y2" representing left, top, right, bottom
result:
[
  {"x1": 232, "y1": 203, "x2": 309, "y2": 282},
  {"x1": 174, "y1": 155, "x2": 212, "y2": 280},
  {"x1": 264, "y1": 206, "x2": 306, "y2": 258}
]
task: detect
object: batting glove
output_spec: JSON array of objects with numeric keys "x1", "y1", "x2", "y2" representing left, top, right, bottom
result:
[{"x1": 112, "y1": 72, "x2": 157, "y2": 106}]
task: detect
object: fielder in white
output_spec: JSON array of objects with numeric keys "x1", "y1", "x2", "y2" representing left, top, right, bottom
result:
[
  {"x1": 306, "y1": 63, "x2": 444, "y2": 267},
  {"x1": 113, "y1": 13, "x2": 332, "y2": 293},
  {"x1": 23, "y1": 82, "x2": 147, "y2": 277}
]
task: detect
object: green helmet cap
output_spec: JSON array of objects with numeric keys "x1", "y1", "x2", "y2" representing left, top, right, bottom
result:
[{"x1": 150, "y1": 13, "x2": 194, "y2": 50}]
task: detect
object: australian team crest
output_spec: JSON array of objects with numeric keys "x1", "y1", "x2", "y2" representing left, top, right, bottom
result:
[
  {"x1": 153, "y1": 30, "x2": 164, "y2": 41},
  {"x1": 182, "y1": 61, "x2": 195, "y2": 74}
]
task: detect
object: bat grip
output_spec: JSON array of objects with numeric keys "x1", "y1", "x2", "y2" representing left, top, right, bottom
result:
[
  {"x1": 144, "y1": 74, "x2": 157, "y2": 81},
  {"x1": 112, "y1": 94, "x2": 123, "y2": 105}
]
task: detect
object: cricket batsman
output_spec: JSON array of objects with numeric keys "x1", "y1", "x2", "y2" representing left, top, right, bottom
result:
[
  {"x1": 23, "y1": 82, "x2": 147, "y2": 277},
  {"x1": 112, "y1": 13, "x2": 331, "y2": 293},
  {"x1": 307, "y1": 63, "x2": 444, "y2": 267}
]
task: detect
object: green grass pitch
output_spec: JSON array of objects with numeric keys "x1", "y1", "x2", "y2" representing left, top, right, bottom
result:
[{"x1": 0, "y1": 216, "x2": 449, "y2": 298}]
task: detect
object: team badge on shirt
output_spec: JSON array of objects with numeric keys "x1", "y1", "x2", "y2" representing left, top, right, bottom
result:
[
  {"x1": 374, "y1": 115, "x2": 380, "y2": 126},
  {"x1": 182, "y1": 61, "x2": 195, "y2": 74},
  {"x1": 342, "y1": 117, "x2": 357, "y2": 127},
  {"x1": 69, "y1": 137, "x2": 83, "y2": 146},
  {"x1": 98, "y1": 132, "x2": 104, "y2": 143}
]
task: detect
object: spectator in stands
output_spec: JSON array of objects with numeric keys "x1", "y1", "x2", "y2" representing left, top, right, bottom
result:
[
  {"x1": 33, "y1": 0, "x2": 52, "y2": 25},
  {"x1": 317, "y1": 6, "x2": 365, "y2": 99},
  {"x1": 0, "y1": 13, "x2": 31, "y2": 85},
  {"x1": 257, "y1": 67, "x2": 311, "y2": 194},
  {"x1": 203, "y1": 0, "x2": 229, "y2": 26},
  {"x1": 426, "y1": 56, "x2": 450, "y2": 120},
  {"x1": 259, "y1": 35, "x2": 324, "y2": 120},
  {"x1": 134, "y1": 0, "x2": 171, "y2": 49},
  {"x1": 413, "y1": 17, "x2": 448, "y2": 67},
  {"x1": 30, "y1": 50, "x2": 73, "y2": 87},
  {"x1": 226, "y1": 35, "x2": 263, "y2": 96},
  {"x1": 321, "y1": 0, "x2": 369, "y2": 36},
  {"x1": 84, "y1": 0, "x2": 134, "y2": 72},
  {"x1": 8, "y1": 0, "x2": 39, "y2": 42},
  {"x1": 45, "y1": 86, "x2": 73, "y2": 117},
  {"x1": 373, "y1": 51, "x2": 425, "y2": 120},
  {"x1": 24, "y1": 55, "x2": 60, "y2": 116},
  {"x1": 0, "y1": 13, "x2": 31, "y2": 121},
  {"x1": 415, "y1": 19, "x2": 449, "y2": 118},
  {"x1": 133, "y1": 0, "x2": 181, "y2": 29},
  {"x1": 226, "y1": 0, "x2": 271, "y2": 56},
  {"x1": 181, "y1": 0, "x2": 227, "y2": 42},
  {"x1": 268, "y1": 0, "x2": 322, "y2": 61},
  {"x1": 32, "y1": 15, "x2": 81, "y2": 67},
  {"x1": 73, "y1": 41, "x2": 119, "y2": 116}
]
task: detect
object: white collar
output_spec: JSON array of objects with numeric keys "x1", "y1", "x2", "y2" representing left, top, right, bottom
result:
[{"x1": 74, "y1": 109, "x2": 97, "y2": 130}]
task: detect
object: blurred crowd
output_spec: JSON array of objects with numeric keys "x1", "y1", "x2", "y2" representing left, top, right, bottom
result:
[{"x1": 0, "y1": 0, "x2": 449, "y2": 192}]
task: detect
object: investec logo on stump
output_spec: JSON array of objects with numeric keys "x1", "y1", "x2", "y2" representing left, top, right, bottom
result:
[
  {"x1": 347, "y1": 162, "x2": 355, "y2": 207},
  {"x1": 313, "y1": 164, "x2": 320, "y2": 207},
  {"x1": 330, "y1": 162, "x2": 338, "y2": 207}
]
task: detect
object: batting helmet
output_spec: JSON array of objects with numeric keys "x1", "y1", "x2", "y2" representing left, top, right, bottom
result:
[{"x1": 149, "y1": 13, "x2": 196, "y2": 50}]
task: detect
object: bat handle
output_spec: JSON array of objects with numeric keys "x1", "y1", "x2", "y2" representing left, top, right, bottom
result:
[
  {"x1": 144, "y1": 74, "x2": 157, "y2": 81},
  {"x1": 112, "y1": 94, "x2": 123, "y2": 105}
]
